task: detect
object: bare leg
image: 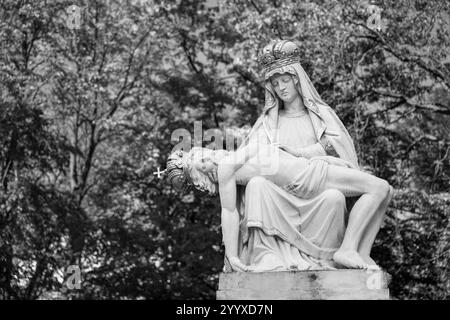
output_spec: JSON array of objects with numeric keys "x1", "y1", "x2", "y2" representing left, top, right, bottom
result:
[
  {"x1": 358, "y1": 185, "x2": 394, "y2": 266},
  {"x1": 322, "y1": 165, "x2": 391, "y2": 269}
]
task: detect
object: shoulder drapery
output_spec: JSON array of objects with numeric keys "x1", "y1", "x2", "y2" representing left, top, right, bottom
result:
[{"x1": 240, "y1": 62, "x2": 359, "y2": 169}]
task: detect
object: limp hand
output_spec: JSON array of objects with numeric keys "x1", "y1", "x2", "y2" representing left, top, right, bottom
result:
[{"x1": 228, "y1": 256, "x2": 254, "y2": 272}]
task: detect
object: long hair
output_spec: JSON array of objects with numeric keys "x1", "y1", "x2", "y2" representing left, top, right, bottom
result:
[{"x1": 186, "y1": 147, "x2": 218, "y2": 196}]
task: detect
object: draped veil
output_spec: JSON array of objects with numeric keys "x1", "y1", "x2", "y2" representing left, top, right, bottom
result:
[
  {"x1": 223, "y1": 59, "x2": 360, "y2": 272},
  {"x1": 244, "y1": 61, "x2": 359, "y2": 168}
]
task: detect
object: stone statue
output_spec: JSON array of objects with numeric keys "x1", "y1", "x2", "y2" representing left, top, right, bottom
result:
[{"x1": 167, "y1": 40, "x2": 394, "y2": 272}]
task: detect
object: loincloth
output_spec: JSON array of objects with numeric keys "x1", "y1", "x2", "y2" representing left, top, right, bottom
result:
[{"x1": 282, "y1": 158, "x2": 329, "y2": 199}]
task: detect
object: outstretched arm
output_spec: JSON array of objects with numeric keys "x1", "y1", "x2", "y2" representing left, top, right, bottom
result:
[
  {"x1": 217, "y1": 145, "x2": 256, "y2": 272},
  {"x1": 218, "y1": 173, "x2": 248, "y2": 271}
]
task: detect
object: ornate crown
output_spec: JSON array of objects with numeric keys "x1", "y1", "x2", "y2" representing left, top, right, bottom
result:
[
  {"x1": 166, "y1": 149, "x2": 192, "y2": 191},
  {"x1": 258, "y1": 40, "x2": 301, "y2": 79}
]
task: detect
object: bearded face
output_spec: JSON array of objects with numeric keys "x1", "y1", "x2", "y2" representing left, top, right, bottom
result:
[
  {"x1": 191, "y1": 148, "x2": 217, "y2": 175},
  {"x1": 188, "y1": 147, "x2": 219, "y2": 196}
]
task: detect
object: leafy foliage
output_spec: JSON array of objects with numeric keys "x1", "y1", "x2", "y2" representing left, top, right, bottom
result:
[{"x1": 0, "y1": 0, "x2": 448, "y2": 299}]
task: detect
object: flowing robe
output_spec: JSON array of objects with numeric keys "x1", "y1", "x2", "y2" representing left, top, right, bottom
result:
[
  {"x1": 221, "y1": 59, "x2": 360, "y2": 272},
  {"x1": 224, "y1": 108, "x2": 354, "y2": 272}
]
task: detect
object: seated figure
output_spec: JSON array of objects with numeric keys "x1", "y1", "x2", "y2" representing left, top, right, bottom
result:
[
  {"x1": 167, "y1": 40, "x2": 394, "y2": 273},
  {"x1": 167, "y1": 144, "x2": 393, "y2": 272}
]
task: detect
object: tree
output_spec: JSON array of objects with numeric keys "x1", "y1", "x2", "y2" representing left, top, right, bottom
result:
[{"x1": 0, "y1": 0, "x2": 448, "y2": 299}]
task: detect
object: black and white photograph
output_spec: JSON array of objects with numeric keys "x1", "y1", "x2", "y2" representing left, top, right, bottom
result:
[{"x1": 0, "y1": 0, "x2": 449, "y2": 304}]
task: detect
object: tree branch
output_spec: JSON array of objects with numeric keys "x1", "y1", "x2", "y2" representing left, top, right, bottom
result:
[{"x1": 373, "y1": 89, "x2": 450, "y2": 115}]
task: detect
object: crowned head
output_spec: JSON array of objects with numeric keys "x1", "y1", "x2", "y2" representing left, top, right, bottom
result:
[
  {"x1": 258, "y1": 40, "x2": 301, "y2": 80},
  {"x1": 166, "y1": 147, "x2": 225, "y2": 196},
  {"x1": 166, "y1": 149, "x2": 191, "y2": 192}
]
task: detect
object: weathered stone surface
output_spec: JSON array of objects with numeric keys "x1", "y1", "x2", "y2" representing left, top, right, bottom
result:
[{"x1": 216, "y1": 269, "x2": 390, "y2": 300}]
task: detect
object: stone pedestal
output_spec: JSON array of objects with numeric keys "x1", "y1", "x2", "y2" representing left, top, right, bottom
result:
[{"x1": 217, "y1": 269, "x2": 390, "y2": 300}]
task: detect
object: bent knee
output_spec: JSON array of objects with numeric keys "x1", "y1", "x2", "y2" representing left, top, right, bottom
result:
[
  {"x1": 387, "y1": 185, "x2": 394, "y2": 202},
  {"x1": 322, "y1": 189, "x2": 346, "y2": 206},
  {"x1": 246, "y1": 176, "x2": 269, "y2": 191},
  {"x1": 372, "y1": 179, "x2": 391, "y2": 199}
]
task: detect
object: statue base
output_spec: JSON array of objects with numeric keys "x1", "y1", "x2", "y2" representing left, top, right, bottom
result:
[{"x1": 216, "y1": 269, "x2": 391, "y2": 300}]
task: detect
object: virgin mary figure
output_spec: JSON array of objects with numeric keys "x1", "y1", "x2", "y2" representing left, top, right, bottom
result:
[{"x1": 221, "y1": 40, "x2": 379, "y2": 272}]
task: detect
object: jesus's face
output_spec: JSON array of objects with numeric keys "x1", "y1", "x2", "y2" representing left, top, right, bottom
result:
[
  {"x1": 192, "y1": 149, "x2": 218, "y2": 183},
  {"x1": 195, "y1": 156, "x2": 216, "y2": 174},
  {"x1": 270, "y1": 73, "x2": 299, "y2": 103}
]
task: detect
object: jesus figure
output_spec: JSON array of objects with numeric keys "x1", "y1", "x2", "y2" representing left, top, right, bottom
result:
[{"x1": 167, "y1": 142, "x2": 393, "y2": 272}]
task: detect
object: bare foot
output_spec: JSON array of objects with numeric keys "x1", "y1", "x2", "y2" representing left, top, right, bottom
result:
[
  {"x1": 361, "y1": 255, "x2": 381, "y2": 270},
  {"x1": 367, "y1": 264, "x2": 381, "y2": 271},
  {"x1": 333, "y1": 250, "x2": 370, "y2": 269}
]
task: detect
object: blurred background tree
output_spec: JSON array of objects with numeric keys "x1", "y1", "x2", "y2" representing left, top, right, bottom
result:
[{"x1": 0, "y1": 0, "x2": 448, "y2": 299}]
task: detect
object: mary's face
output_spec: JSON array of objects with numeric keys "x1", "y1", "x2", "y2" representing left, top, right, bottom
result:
[{"x1": 270, "y1": 73, "x2": 299, "y2": 103}]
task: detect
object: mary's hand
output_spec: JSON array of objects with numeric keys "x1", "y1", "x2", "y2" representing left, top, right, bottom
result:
[
  {"x1": 311, "y1": 156, "x2": 356, "y2": 169},
  {"x1": 228, "y1": 256, "x2": 253, "y2": 272},
  {"x1": 277, "y1": 144, "x2": 301, "y2": 157}
]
